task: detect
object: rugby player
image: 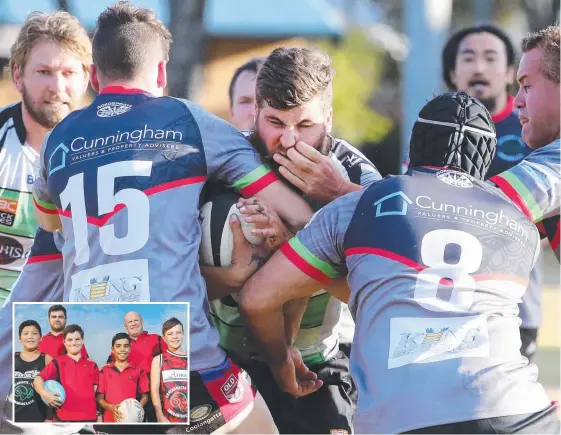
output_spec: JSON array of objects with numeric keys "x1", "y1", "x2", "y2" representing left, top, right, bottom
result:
[
  {"x1": 442, "y1": 24, "x2": 544, "y2": 361},
  {"x1": 240, "y1": 92, "x2": 560, "y2": 434},
  {"x1": 33, "y1": 2, "x2": 312, "y2": 433}
]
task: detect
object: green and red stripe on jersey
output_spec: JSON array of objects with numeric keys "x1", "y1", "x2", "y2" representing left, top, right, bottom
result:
[
  {"x1": 280, "y1": 237, "x2": 339, "y2": 285},
  {"x1": 232, "y1": 165, "x2": 277, "y2": 197},
  {"x1": 489, "y1": 171, "x2": 542, "y2": 223},
  {"x1": 32, "y1": 190, "x2": 58, "y2": 215}
]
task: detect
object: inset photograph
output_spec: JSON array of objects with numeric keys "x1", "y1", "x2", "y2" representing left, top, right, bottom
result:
[{"x1": 12, "y1": 302, "x2": 189, "y2": 425}]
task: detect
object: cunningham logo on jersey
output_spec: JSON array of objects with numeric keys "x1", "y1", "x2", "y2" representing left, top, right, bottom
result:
[{"x1": 96, "y1": 102, "x2": 132, "y2": 117}]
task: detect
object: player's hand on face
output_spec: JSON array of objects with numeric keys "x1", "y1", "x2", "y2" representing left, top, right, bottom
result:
[
  {"x1": 270, "y1": 346, "x2": 323, "y2": 398},
  {"x1": 237, "y1": 197, "x2": 294, "y2": 250},
  {"x1": 44, "y1": 391, "x2": 62, "y2": 408},
  {"x1": 228, "y1": 214, "x2": 270, "y2": 287},
  {"x1": 273, "y1": 141, "x2": 349, "y2": 204}
]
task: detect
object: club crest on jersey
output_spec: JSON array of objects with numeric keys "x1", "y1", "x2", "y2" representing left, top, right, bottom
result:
[
  {"x1": 96, "y1": 102, "x2": 132, "y2": 118},
  {"x1": 373, "y1": 191, "x2": 413, "y2": 217},
  {"x1": 436, "y1": 170, "x2": 473, "y2": 188},
  {"x1": 221, "y1": 374, "x2": 243, "y2": 403}
]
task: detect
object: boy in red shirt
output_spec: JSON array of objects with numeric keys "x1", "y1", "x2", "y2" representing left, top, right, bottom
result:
[
  {"x1": 97, "y1": 333, "x2": 149, "y2": 422},
  {"x1": 34, "y1": 325, "x2": 99, "y2": 422}
]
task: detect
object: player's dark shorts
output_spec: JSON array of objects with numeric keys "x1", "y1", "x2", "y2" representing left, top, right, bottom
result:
[
  {"x1": 238, "y1": 350, "x2": 355, "y2": 434},
  {"x1": 520, "y1": 327, "x2": 539, "y2": 362},
  {"x1": 402, "y1": 402, "x2": 560, "y2": 434},
  {"x1": 93, "y1": 358, "x2": 257, "y2": 434}
]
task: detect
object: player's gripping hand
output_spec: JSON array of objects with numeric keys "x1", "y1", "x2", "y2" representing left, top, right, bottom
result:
[
  {"x1": 273, "y1": 141, "x2": 357, "y2": 204},
  {"x1": 270, "y1": 346, "x2": 323, "y2": 397},
  {"x1": 228, "y1": 214, "x2": 270, "y2": 289},
  {"x1": 42, "y1": 391, "x2": 62, "y2": 408},
  {"x1": 237, "y1": 197, "x2": 294, "y2": 251},
  {"x1": 112, "y1": 404, "x2": 125, "y2": 422}
]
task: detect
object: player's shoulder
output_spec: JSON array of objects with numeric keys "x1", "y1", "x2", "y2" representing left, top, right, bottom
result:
[
  {"x1": 0, "y1": 102, "x2": 25, "y2": 146},
  {"x1": 0, "y1": 102, "x2": 21, "y2": 125},
  {"x1": 330, "y1": 136, "x2": 373, "y2": 164}
]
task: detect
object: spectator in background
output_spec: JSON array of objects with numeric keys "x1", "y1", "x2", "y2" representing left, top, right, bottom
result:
[
  {"x1": 228, "y1": 57, "x2": 264, "y2": 130},
  {"x1": 38, "y1": 305, "x2": 90, "y2": 359},
  {"x1": 442, "y1": 24, "x2": 543, "y2": 361}
]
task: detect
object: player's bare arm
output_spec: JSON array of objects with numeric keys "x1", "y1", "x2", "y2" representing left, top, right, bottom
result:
[
  {"x1": 202, "y1": 214, "x2": 270, "y2": 299},
  {"x1": 253, "y1": 179, "x2": 314, "y2": 231},
  {"x1": 33, "y1": 376, "x2": 62, "y2": 408},
  {"x1": 35, "y1": 209, "x2": 62, "y2": 232},
  {"x1": 239, "y1": 249, "x2": 327, "y2": 396},
  {"x1": 150, "y1": 355, "x2": 170, "y2": 423},
  {"x1": 274, "y1": 141, "x2": 363, "y2": 204}
]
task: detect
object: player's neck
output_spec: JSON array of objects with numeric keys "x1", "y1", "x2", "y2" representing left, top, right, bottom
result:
[
  {"x1": 67, "y1": 352, "x2": 82, "y2": 361},
  {"x1": 114, "y1": 359, "x2": 130, "y2": 369},
  {"x1": 20, "y1": 348, "x2": 40, "y2": 360},
  {"x1": 21, "y1": 103, "x2": 49, "y2": 153},
  {"x1": 50, "y1": 330, "x2": 63, "y2": 337},
  {"x1": 98, "y1": 78, "x2": 154, "y2": 95},
  {"x1": 168, "y1": 346, "x2": 185, "y2": 355}
]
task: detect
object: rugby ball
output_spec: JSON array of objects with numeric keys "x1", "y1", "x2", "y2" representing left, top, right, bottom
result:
[
  {"x1": 41, "y1": 380, "x2": 66, "y2": 405},
  {"x1": 199, "y1": 186, "x2": 263, "y2": 267},
  {"x1": 117, "y1": 398, "x2": 145, "y2": 423}
]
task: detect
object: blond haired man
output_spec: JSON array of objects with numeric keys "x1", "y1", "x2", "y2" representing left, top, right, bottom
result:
[
  {"x1": 0, "y1": 10, "x2": 91, "y2": 435},
  {"x1": 0, "y1": 11, "x2": 90, "y2": 302}
]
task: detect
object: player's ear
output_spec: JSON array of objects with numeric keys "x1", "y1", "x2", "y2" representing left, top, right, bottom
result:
[
  {"x1": 157, "y1": 60, "x2": 167, "y2": 90},
  {"x1": 12, "y1": 64, "x2": 24, "y2": 93},
  {"x1": 90, "y1": 64, "x2": 100, "y2": 93},
  {"x1": 325, "y1": 105, "x2": 333, "y2": 134},
  {"x1": 450, "y1": 70, "x2": 458, "y2": 89}
]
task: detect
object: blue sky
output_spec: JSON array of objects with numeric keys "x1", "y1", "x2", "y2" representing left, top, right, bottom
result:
[{"x1": 14, "y1": 303, "x2": 189, "y2": 367}]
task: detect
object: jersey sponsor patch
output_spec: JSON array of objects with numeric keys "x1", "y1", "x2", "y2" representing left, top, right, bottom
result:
[
  {"x1": 437, "y1": 170, "x2": 474, "y2": 188},
  {"x1": 162, "y1": 369, "x2": 189, "y2": 383},
  {"x1": 387, "y1": 315, "x2": 490, "y2": 369},
  {"x1": 69, "y1": 259, "x2": 149, "y2": 302},
  {"x1": 96, "y1": 102, "x2": 132, "y2": 118},
  {"x1": 0, "y1": 197, "x2": 17, "y2": 226}
]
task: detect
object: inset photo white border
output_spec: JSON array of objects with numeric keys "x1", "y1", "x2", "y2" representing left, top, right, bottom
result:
[{"x1": 11, "y1": 301, "x2": 190, "y2": 426}]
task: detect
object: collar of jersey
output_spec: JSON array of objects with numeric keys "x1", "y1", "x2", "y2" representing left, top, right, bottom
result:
[
  {"x1": 100, "y1": 85, "x2": 149, "y2": 95},
  {"x1": 491, "y1": 95, "x2": 514, "y2": 123}
]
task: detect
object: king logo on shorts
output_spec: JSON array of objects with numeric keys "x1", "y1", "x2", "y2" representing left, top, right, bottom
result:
[{"x1": 220, "y1": 374, "x2": 243, "y2": 403}]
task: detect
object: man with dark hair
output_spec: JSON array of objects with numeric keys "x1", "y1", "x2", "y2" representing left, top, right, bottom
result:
[
  {"x1": 38, "y1": 304, "x2": 89, "y2": 359},
  {"x1": 33, "y1": 2, "x2": 303, "y2": 432},
  {"x1": 14, "y1": 320, "x2": 51, "y2": 422},
  {"x1": 229, "y1": 57, "x2": 264, "y2": 130},
  {"x1": 35, "y1": 324, "x2": 99, "y2": 422},
  {"x1": 240, "y1": 92, "x2": 560, "y2": 434},
  {"x1": 97, "y1": 332, "x2": 149, "y2": 423},
  {"x1": 442, "y1": 24, "x2": 543, "y2": 361},
  {"x1": 206, "y1": 46, "x2": 382, "y2": 434}
]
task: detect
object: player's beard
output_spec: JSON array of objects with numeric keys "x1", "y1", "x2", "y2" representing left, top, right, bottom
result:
[
  {"x1": 21, "y1": 85, "x2": 74, "y2": 129},
  {"x1": 251, "y1": 122, "x2": 332, "y2": 184},
  {"x1": 51, "y1": 323, "x2": 65, "y2": 333}
]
